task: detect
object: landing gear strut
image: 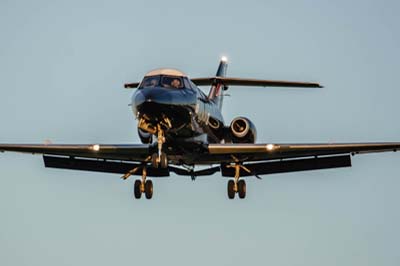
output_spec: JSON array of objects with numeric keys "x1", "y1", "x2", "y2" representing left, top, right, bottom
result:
[
  {"x1": 226, "y1": 163, "x2": 250, "y2": 199},
  {"x1": 151, "y1": 124, "x2": 168, "y2": 168}
]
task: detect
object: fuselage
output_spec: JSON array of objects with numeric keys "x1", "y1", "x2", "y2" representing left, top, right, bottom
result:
[{"x1": 131, "y1": 69, "x2": 225, "y2": 145}]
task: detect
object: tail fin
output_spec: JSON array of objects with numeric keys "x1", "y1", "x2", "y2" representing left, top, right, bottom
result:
[{"x1": 208, "y1": 57, "x2": 228, "y2": 110}]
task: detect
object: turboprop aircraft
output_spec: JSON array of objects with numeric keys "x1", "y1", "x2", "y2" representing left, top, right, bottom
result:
[{"x1": 1, "y1": 57, "x2": 400, "y2": 199}]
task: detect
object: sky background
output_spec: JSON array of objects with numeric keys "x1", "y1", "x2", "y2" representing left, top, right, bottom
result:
[{"x1": 1, "y1": 0, "x2": 400, "y2": 265}]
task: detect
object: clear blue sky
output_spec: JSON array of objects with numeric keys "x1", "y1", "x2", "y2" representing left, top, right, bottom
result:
[{"x1": 1, "y1": 0, "x2": 400, "y2": 265}]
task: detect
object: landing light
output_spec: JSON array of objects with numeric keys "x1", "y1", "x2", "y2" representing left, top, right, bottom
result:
[
  {"x1": 221, "y1": 56, "x2": 228, "y2": 62},
  {"x1": 92, "y1": 144, "x2": 100, "y2": 151},
  {"x1": 266, "y1": 144, "x2": 275, "y2": 151}
]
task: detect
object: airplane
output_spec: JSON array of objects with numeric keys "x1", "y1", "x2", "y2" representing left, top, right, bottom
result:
[{"x1": 2, "y1": 57, "x2": 400, "y2": 200}]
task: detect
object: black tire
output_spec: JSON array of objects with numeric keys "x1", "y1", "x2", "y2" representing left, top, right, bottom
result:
[
  {"x1": 134, "y1": 180, "x2": 142, "y2": 199},
  {"x1": 238, "y1": 179, "x2": 246, "y2": 199},
  {"x1": 151, "y1": 153, "x2": 159, "y2": 168},
  {"x1": 145, "y1": 180, "x2": 153, "y2": 199},
  {"x1": 227, "y1": 180, "x2": 235, "y2": 199},
  {"x1": 160, "y1": 152, "x2": 168, "y2": 168}
]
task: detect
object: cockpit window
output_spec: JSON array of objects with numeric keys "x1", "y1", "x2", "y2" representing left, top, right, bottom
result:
[
  {"x1": 139, "y1": 75, "x2": 187, "y2": 89},
  {"x1": 139, "y1": 76, "x2": 160, "y2": 88},
  {"x1": 161, "y1": 76, "x2": 183, "y2": 89},
  {"x1": 183, "y1": 78, "x2": 192, "y2": 89}
]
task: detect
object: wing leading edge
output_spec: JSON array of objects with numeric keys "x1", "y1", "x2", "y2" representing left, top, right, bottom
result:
[
  {"x1": 208, "y1": 142, "x2": 400, "y2": 160},
  {"x1": 0, "y1": 144, "x2": 150, "y2": 161},
  {"x1": 2, "y1": 142, "x2": 400, "y2": 163}
]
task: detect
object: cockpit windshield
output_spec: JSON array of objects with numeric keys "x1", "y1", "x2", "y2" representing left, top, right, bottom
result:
[
  {"x1": 161, "y1": 76, "x2": 183, "y2": 89},
  {"x1": 140, "y1": 76, "x2": 160, "y2": 88},
  {"x1": 139, "y1": 75, "x2": 186, "y2": 89}
]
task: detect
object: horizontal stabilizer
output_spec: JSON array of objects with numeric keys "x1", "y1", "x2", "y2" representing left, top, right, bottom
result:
[
  {"x1": 124, "y1": 82, "x2": 140, "y2": 88},
  {"x1": 191, "y1": 77, "x2": 323, "y2": 88}
]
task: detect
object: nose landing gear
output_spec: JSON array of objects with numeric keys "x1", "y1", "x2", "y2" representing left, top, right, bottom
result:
[
  {"x1": 151, "y1": 124, "x2": 169, "y2": 169},
  {"x1": 151, "y1": 152, "x2": 168, "y2": 168},
  {"x1": 138, "y1": 116, "x2": 171, "y2": 169}
]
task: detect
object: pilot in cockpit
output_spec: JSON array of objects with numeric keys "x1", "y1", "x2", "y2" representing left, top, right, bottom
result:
[{"x1": 170, "y1": 78, "x2": 181, "y2": 89}]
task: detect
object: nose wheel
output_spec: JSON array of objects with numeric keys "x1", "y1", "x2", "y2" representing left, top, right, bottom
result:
[{"x1": 151, "y1": 152, "x2": 168, "y2": 168}]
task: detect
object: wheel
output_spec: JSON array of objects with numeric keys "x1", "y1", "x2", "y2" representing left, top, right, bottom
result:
[
  {"x1": 145, "y1": 180, "x2": 153, "y2": 199},
  {"x1": 227, "y1": 180, "x2": 235, "y2": 199},
  {"x1": 134, "y1": 180, "x2": 142, "y2": 199},
  {"x1": 238, "y1": 179, "x2": 246, "y2": 199},
  {"x1": 160, "y1": 152, "x2": 168, "y2": 168},
  {"x1": 151, "y1": 153, "x2": 159, "y2": 168}
]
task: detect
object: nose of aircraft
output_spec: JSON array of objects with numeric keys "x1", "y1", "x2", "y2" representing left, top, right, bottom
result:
[
  {"x1": 134, "y1": 87, "x2": 173, "y2": 107},
  {"x1": 132, "y1": 87, "x2": 197, "y2": 111}
]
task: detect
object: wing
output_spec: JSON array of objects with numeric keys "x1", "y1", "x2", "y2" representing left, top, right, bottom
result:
[
  {"x1": 0, "y1": 143, "x2": 162, "y2": 176},
  {"x1": 206, "y1": 142, "x2": 400, "y2": 177},
  {"x1": 2, "y1": 142, "x2": 400, "y2": 178},
  {"x1": 208, "y1": 142, "x2": 400, "y2": 158},
  {"x1": 0, "y1": 144, "x2": 150, "y2": 161},
  {"x1": 191, "y1": 77, "x2": 322, "y2": 88}
]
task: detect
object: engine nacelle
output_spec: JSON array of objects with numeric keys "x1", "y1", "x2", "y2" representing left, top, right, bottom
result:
[
  {"x1": 138, "y1": 128, "x2": 152, "y2": 144},
  {"x1": 229, "y1": 117, "x2": 257, "y2": 143}
]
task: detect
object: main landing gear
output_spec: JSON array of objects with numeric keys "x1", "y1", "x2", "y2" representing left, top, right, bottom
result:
[
  {"x1": 226, "y1": 163, "x2": 251, "y2": 199},
  {"x1": 131, "y1": 167, "x2": 153, "y2": 199},
  {"x1": 122, "y1": 165, "x2": 153, "y2": 200}
]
